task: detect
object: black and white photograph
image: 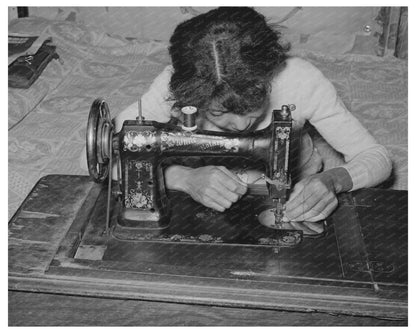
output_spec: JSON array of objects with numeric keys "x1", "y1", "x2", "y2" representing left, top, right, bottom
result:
[{"x1": 8, "y1": 3, "x2": 409, "y2": 326}]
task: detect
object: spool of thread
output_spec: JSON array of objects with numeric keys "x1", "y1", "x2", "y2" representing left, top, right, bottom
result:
[{"x1": 181, "y1": 106, "x2": 198, "y2": 131}]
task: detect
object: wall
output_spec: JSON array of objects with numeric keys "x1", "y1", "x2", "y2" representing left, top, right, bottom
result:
[{"x1": 8, "y1": 7, "x2": 19, "y2": 22}]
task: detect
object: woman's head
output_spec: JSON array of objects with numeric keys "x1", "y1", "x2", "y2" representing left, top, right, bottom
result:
[{"x1": 168, "y1": 7, "x2": 290, "y2": 131}]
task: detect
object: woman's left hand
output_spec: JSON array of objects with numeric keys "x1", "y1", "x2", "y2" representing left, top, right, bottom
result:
[{"x1": 284, "y1": 172, "x2": 339, "y2": 223}]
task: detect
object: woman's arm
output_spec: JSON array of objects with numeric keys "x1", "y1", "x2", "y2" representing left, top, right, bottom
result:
[
  {"x1": 302, "y1": 62, "x2": 392, "y2": 190},
  {"x1": 282, "y1": 59, "x2": 392, "y2": 224}
]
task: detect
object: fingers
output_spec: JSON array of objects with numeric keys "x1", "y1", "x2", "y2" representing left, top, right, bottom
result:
[
  {"x1": 285, "y1": 176, "x2": 338, "y2": 222},
  {"x1": 285, "y1": 179, "x2": 307, "y2": 207},
  {"x1": 302, "y1": 199, "x2": 338, "y2": 222},
  {"x1": 203, "y1": 196, "x2": 228, "y2": 212},
  {"x1": 288, "y1": 195, "x2": 337, "y2": 222},
  {"x1": 288, "y1": 221, "x2": 325, "y2": 235},
  {"x1": 217, "y1": 166, "x2": 248, "y2": 195},
  {"x1": 285, "y1": 189, "x2": 321, "y2": 221},
  {"x1": 204, "y1": 186, "x2": 238, "y2": 211},
  {"x1": 303, "y1": 221, "x2": 325, "y2": 234},
  {"x1": 186, "y1": 166, "x2": 248, "y2": 212},
  {"x1": 288, "y1": 221, "x2": 317, "y2": 234}
]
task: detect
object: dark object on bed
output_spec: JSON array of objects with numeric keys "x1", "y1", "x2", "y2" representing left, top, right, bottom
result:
[
  {"x1": 17, "y1": 7, "x2": 28, "y2": 18},
  {"x1": 8, "y1": 34, "x2": 38, "y2": 57},
  {"x1": 8, "y1": 38, "x2": 59, "y2": 89},
  {"x1": 376, "y1": 6, "x2": 408, "y2": 59},
  {"x1": 395, "y1": 7, "x2": 408, "y2": 59}
]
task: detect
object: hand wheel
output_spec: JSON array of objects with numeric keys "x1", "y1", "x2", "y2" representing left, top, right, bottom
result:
[{"x1": 86, "y1": 98, "x2": 113, "y2": 182}]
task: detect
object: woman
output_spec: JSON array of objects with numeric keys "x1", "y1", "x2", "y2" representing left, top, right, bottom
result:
[{"x1": 114, "y1": 7, "x2": 392, "y2": 234}]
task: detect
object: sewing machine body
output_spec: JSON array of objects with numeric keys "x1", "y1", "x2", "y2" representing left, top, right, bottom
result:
[
  {"x1": 117, "y1": 110, "x2": 291, "y2": 230},
  {"x1": 87, "y1": 98, "x2": 294, "y2": 239}
]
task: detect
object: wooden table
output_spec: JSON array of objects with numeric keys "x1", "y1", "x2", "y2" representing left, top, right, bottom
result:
[{"x1": 9, "y1": 175, "x2": 408, "y2": 326}]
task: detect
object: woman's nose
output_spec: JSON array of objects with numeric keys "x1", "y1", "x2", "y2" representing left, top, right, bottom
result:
[{"x1": 230, "y1": 116, "x2": 251, "y2": 132}]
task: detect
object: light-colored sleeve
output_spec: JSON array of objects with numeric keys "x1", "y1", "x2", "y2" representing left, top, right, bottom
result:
[
  {"x1": 114, "y1": 65, "x2": 174, "y2": 132},
  {"x1": 300, "y1": 61, "x2": 392, "y2": 190}
]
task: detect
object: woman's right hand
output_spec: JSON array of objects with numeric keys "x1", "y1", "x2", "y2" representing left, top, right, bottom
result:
[{"x1": 165, "y1": 165, "x2": 248, "y2": 212}]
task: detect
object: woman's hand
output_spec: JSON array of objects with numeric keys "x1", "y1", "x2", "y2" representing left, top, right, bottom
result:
[
  {"x1": 165, "y1": 165, "x2": 247, "y2": 211},
  {"x1": 283, "y1": 167, "x2": 353, "y2": 231},
  {"x1": 284, "y1": 173, "x2": 339, "y2": 223}
]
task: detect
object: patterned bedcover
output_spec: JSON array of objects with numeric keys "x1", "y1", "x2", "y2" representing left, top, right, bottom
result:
[{"x1": 8, "y1": 17, "x2": 408, "y2": 219}]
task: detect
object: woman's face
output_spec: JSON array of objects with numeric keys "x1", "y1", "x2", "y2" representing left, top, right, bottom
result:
[{"x1": 198, "y1": 99, "x2": 270, "y2": 133}]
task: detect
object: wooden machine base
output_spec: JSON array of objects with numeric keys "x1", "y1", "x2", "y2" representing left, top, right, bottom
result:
[{"x1": 9, "y1": 175, "x2": 408, "y2": 325}]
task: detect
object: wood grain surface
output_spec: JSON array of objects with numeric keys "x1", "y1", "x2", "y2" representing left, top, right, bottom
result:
[{"x1": 9, "y1": 291, "x2": 406, "y2": 326}]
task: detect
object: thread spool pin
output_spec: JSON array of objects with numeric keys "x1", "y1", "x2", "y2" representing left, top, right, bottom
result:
[{"x1": 136, "y1": 98, "x2": 144, "y2": 124}]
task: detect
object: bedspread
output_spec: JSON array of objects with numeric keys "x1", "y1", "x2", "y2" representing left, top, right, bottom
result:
[{"x1": 8, "y1": 17, "x2": 407, "y2": 219}]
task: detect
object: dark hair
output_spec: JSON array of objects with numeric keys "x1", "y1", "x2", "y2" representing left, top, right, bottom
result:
[{"x1": 168, "y1": 7, "x2": 290, "y2": 115}]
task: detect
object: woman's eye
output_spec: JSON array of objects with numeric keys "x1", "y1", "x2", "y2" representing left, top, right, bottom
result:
[{"x1": 209, "y1": 110, "x2": 225, "y2": 117}]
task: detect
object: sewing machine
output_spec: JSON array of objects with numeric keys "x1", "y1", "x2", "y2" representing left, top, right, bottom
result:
[{"x1": 86, "y1": 98, "x2": 301, "y2": 245}]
